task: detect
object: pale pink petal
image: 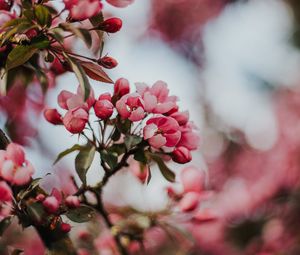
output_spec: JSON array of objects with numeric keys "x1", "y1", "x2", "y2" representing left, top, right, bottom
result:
[
  {"x1": 1, "y1": 160, "x2": 14, "y2": 182},
  {"x1": 143, "y1": 123, "x2": 158, "y2": 140},
  {"x1": 13, "y1": 167, "x2": 31, "y2": 186},
  {"x1": 180, "y1": 166, "x2": 204, "y2": 193},
  {"x1": 116, "y1": 98, "x2": 130, "y2": 119},
  {"x1": 153, "y1": 102, "x2": 176, "y2": 114},
  {"x1": 135, "y1": 82, "x2": 148, "y2": 96},
  {"x1": 58, "y1": 90, "x2": 74, "y2": 110},
  {"x1": 129, "y1": 107, "x2": 144, "y2": 122},
  {"x1": 150, "y1": 81, "x2": 169, "y2": 102},
  {"x1": 149, "y1": 134, "x2": 167, "y2": 148},
  {"x1": 143, "y1": 92, "x2": 157, "y2": 112}
]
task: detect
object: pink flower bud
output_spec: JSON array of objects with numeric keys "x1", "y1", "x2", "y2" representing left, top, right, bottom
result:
[
  {"x1": 98, "y1": 93, "x2": 112, "y2": 101},
  {"x1": 179, "y1": 192, "x2": 199, "y2": 212},
  {"x1": 99, "y1": 17, "x2": 122, "y2": 33},
  {"x1": 61, "y1": 222, "x2": 71, "y2": 233},
  {"x1": 36, "y1": 194, "x2": 46, "y2": 202},
  {"x1": 94, "y1": 99, "x2": 114, "y2": 119},
  {"x1": 63, "y1": 107, "x2": 89, "y2": 134},
  {"x1": 43, "y1": 196, "x2": 60, "y2": 214},
  {"x1": 44, "y1": 109, "x2": 63, "y2": 125},
  {"x1": 0, "y1": 0, "x2": 12, "y2": 11},
  {"x1": 180, "y1": 166, "x2": 204, "y2": 193},
  {"x1": 172, "y1": 146, "x2": 192, "y2": 164},
  {"x1": 98, "y1": 56, "x2": 118, "y2": 69},
  {"x1": 114, "y1": 78, "x2": 130, "y2": 97},
  {"x1": 65, "y1": 195, "x2": 80, "y2": 208}
]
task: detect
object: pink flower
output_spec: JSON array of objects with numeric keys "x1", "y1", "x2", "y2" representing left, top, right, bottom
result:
[
  {"x1": 172, "y1": 146, "x2": 192, "y2": 164},
  {"x1": 177, "y1": 123, "x2": 199, "y2": 150},
  {"x1": 116, "y1": 93, "x2": 145, "y2": 121},
  {"x1": 106, "y1": 0, "x2": 134, "y2": 8},
  {"x1": 43, "y1": 196, "x2": 59, "y2": 214},
  {"x1": 64, "y1": 0, "x2": 103, "y2": 21},
  {"x1": 65, "y1": 195, "x2": 80, "y2": 208},
  {"x1": 99, "y1": 17, "x2": 123, "y2": 33},
  {"x1": 179, "y1": 192, "x2": 199, "y2": 212},
  {"x1": 193, "y1": 208, "x2": 218, "y2": 222},
  {"x1": 143, "y1": 116, "x2": 181, "y2": 148},
  {"x1": 114, "y1": 78, "x2": 130, "y2": 97},
  {"x1": 44, "y1": 108, "x2": 63, "y2": 125},
  {"x1": 63, "y1": 107, "x2": 89, "y2": 134},
  {"x1": 94, "y1": 99, "x2": 114, "y2": 119},
  {"x1": 0, "y1": 181, "x2": 12, "y2": 202},
  {"x1": 98, "y1": 93, "x2": 112, "y2": 101},
  {"x1": 136, "y1": 81, "x2": 177, "y2": 114},
  {"x1": 0, "y1": 143, "x2": 34, "y2": 186},
  {"x1": 58, "y1": 86, "x2": 95, "y2": 111},
  {"x1": 180, "y1": 166, "x2": 204, "y2": 193}
]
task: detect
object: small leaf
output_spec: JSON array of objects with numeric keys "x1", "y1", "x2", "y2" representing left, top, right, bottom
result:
[
  {"x1": 31, "y1": 35, "x2": 51, "y2": 49},
  {"x1": 111, "y1": 128, "x2": 121, "y2": 141},
  {"x1": 100, "y1": 150, "x2": 118, "y2": 169},
  {"x1": 148, "y1": 153, "x2": 176, "y2": 182},
  {"x1": 0, "y1": 216, "x2": 12, "y2": 236},
  {"x1": 124, "y1": 135, "x2": 142, "y2": 151},
  {"x1": 116, "y1": 118, "x2": 131, "y2": 134},
  {"x1": 75, "y1": 145, "x2": 96, "y2": 184},
  {"x1": 6, "y1": 45, "x2": 38, "y2": 70},
  {"x1": 34, "y1": 5, "x2": 51, "y2": 27},
  {"x1": 18, "y1": 178, "x2": 42, "y2": 200},
  {"x1": 54, "y1": 144, "x2": 84, "y2": 165},
  {"x1": 80, "y1": 60, "x2": 113, "y2": 84},
  {"x1": 66, "y1": 206, "x2": 95, "y2": 223},
  {"x1": 1, "y1": 18, "x2": 28, "y2": 29},
  {"x1": 1, "y1": 22, "x2": 35, "y2": 45},
  {"x1": 89, "y1": 12, "x2": 104, "y2": 53},
  {"x1": 63, "y1": 53, "x2": 91, "y2": 100}
]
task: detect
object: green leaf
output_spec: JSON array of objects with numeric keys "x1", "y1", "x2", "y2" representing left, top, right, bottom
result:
[
  {"x1": 0, "y1": 216, "x2": 12, "y2": 236},
  {"x1": 62, "y1": 53, "x2": 91, "y2": 100},
  {"x1": 27, "y1": 203, "x2": 46, "y2": 223},
  {"x1": 116, "y1": 118, "x2": 131, "y2": 134},
  {"x1": 31, "y1": 35, "x2": 51, "y2": 49},
  {"x1": 134, "y1": 150, "x2": 147, "y2": 164},
  {"x1": 54, "y1": 144, "x2": 84, "y2": 165},
  {"x1": 1, "y1": 22, "x2": 34, "y2": 45},
  {"x1": 124, "y1": 135, "x2": 142, "y2": 151},
  {"x1": 100, "y1": 150, "x2": 118, "y2": 169},
  {"x1": 34, "y1": 5, "x2": 51, "y2": 27},
  {"x1": 148, "y1": 153, "x2": 176, "y2": 182},
  {"x1": 18, "y1": 178, "x2": 42, "y2": 200},
  {"x1": 75, "y1": 145, "x2": 96, "y2": 184},
  {"x1": 66, "y1": 206, "x2": 95, "y2": 223},
  {"x1": 1, "y1": 18, "x2": 28, "y2": 29},
  {"x1": 59, "y1": 23, "x2": 92, "y2": 48},
  {"x1": 6, "y1": 45, "x2": 38, "y2": 70},
  {"x1": 108, "y1": 143, "x2": 126, "y2": 156}
]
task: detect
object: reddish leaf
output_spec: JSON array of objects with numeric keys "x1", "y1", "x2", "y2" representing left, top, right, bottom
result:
[{"x1": 80, "y1": 61, "x2": 113, "y2": 84}]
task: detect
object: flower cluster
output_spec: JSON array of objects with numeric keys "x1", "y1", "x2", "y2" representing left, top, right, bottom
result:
[
  {"x1": 0, "y1": 143, "x2": 34, "y2": 186},
  {"x1": 45, "y1": 79, "x2": 199, "y2": 164},
  {"x1": 63, "y1": 0, "x2": 134, "y2": 21}
]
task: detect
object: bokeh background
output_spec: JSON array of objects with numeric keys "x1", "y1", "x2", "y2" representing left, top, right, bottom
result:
[{"x1": 3, "y1": 0, "x2": 300, "y2": 254}]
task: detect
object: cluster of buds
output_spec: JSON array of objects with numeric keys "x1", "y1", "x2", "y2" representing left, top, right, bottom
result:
[
  {"x1": 34, "y1": 188, "x2": 81, "y2": 233},
  {"x1": 44, "y1": 79, "x2": 199, "y2": 164}
]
